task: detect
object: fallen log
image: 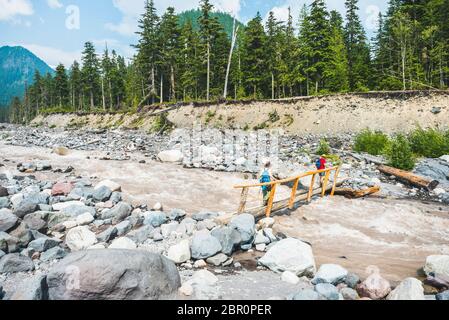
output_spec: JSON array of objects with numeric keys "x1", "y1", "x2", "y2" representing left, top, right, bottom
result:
[
  {"x1": 334, "y1": 186, "x2": 381, "y2": 198},
  {"x1": 378, "y1": 165, "x2": 439, "y2": 191}
]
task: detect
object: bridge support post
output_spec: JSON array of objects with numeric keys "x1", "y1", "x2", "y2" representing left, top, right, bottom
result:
[
  {"x1": 288, "y1": 178, "x2": 300, "y2": 209},
  {"x1": 238, "y1": 187, "x2": 249, "y2": 213},
  {"x1": 265, "y1": 184, "x2": 277, "y2": 217}
]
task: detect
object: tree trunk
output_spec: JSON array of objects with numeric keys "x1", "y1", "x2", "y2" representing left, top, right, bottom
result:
[
  {"x1": 101, "y1": 77, "x2": 106, "y2": 111},
  {"x1": 170, "y1": 64, "x2": 176, "y2": 102},
  {"x1": 90, "y1": 91, "x2": 94, "y2": 110},
  {"x1": 151, "y1": 66, "x2": 156, "y2": 104},
  {"x1": 207, "y1": 42, "x2": 210, "y2": 102},
  {"x1": 160, "y1": 73, "x2": 163, "y2": 104},
  {"x1": 224, "y1": 20, "x2": 238, "y2": 99},
  {"x1": 271, "y1": 72, "x2": 275, "y2": 99},
  {"x1": 108, "y1": 79, "x2": 113, "y2": 110}
]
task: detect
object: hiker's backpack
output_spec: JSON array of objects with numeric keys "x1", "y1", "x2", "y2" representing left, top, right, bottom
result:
[
  {"x1": 260, "y1": 170, "x2": 271, "y2": 192},
  {"x1": 315, "y1": 158, "x2": 322, "y2": 170}
]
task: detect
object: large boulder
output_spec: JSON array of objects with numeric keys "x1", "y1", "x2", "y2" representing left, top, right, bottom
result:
[
  {"x1": 22, "y1": 212, "x2": 47, "y2": 232},
  {"x1": 0, "y1": 186, "x2": 8, "y2": 197},
  {"x1": 157, "y1": 150, "x2": 183, "y2": 163},
  {"x1": 46, "y1": 249, "x2": 181, "y2": 300},
  {"x1": 0, "y1": 253, "x2": 35, "y2": 273},
  {"x1": 10, "y1": 275, "x2": 48, "y2": 300},
  {"x1": 356, "y1": 273, "x2": 391, "y2": 300},
  {"x1": 0, "y1": 208, "x2": 18, "y2": 232},
  {"x1": 424, "y1": 255, "x2": 449, "y2": 279},
  {"x1": 387, "y1": 278, "x2": 425, "y2": 300},
  {"x1": 258, "y1": 238, "x2": 316, "y2": 277},
  {"x1": 127, "y1": 225, "x2": 154, "y2": 244},
  {"x1": 312, "y1": 264, "x2": 348, "y2": 285},
  {"x1": 191, "y1": 231, "x2": 222, "y2": 260},
  {"x1": 41, "y1": 246, "x2": 67, "y2": 262},
  {"x1": 314, "y1": 283, "x2": 342, "y2": 300},
  {"x1": 65, "y1": 226, "x2": 97, "y2": 251},
  {"x1": 13, "y1": 194, "x2": 43, "y2": 218},
  {"x1": 229, "y1": 214, "x2": 255, "y2": 248},
  {"x1": 167, "y1": 239, "x2": 191, "y2": 264},
  {"x1": 211, "y1": 226, "x2": 242, "y2": 256},
  {"x1": 101, "y1": 202, "x2": 132, "y2": 224}
]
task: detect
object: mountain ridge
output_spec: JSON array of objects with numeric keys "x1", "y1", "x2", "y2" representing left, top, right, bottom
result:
[{"x1": 0, "y1": 45, "x2": 54, "y2": 106}]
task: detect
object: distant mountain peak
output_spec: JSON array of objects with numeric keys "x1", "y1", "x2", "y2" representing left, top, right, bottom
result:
[{"x1": 0, "y1": 45, "x2": 54, "y2": 106}]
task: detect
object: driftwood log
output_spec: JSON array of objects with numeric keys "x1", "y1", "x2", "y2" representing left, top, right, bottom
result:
[
  {"x1": 378, "y1": 165, "x2": 439, "y2": 191},
  {"x1": 334, "y1": 186, "x2": 381, "y2": 198}
]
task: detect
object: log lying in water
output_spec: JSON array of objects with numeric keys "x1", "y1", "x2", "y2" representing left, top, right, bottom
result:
[
  {"x1": 334, "y1": 186, "x2": 381, "y2": 198},
  {"x1": 378, "y1": 165, "x2": 439, "y2": 191}
]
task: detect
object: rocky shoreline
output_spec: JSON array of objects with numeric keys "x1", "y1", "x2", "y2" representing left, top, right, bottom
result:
[{"x1": 1, "y1": 124, "x2": 449, "y2": 300}]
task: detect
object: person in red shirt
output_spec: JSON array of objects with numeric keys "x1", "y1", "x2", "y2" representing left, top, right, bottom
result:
[{"x1": 316, "y1": 155, "x2": 327, "y2": 186}]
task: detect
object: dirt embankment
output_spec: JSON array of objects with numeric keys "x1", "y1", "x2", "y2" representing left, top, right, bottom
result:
[{"x1": 31, "y1": 91, "x2": 449, "y2": 134}]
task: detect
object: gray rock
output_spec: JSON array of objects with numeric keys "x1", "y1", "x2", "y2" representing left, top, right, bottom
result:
[
  {"x1": 10, "y1": 275, "x2": 48, "y2": 300},
  {"x1": 28, "y1": 237, "x2": 62, "y2": 253},
  {"x1": 0, "y1": 231, "x2": 18, "y2": 252},
  {"x1": 292, "y1": 289, "x2": 323, "y2": 300},
  {"x1": 144, "y1": 211, "x2": 168, "y2": 227},
  {"x1": 168, "y1": 208, "x2": 186, "y2": 221},
  {"x1": 0, "y1": 253, "x2": 35, "y2": 273},
  {"x1": 414, "y1": 159, "x2": 449, "y2": 188},
  {"x1": 22, "y1": 212, "x2": 47, "y2": 232},
  {"x1": 0, "y1": 208, "x2": 18, "y2": 232},
  {"x1": 206, "y1": 253, "x2": 229, "y2": 266},
  {"x1": 47, "y1": 249, "x2": 181, "y2": 300},
  {"x1": 436, "y1": 290, "x2": 449, "y2": 300},
  {"x1": 0, "y1": 249, "x2": 5, "y2": 259},
  {"x1": 8, "y1": 223, "x2": 33, "y2": 249},
  {"x1": 192, "y1": 211, "x2": 219, "y2": 221},
  {"x1": 96, "y1": 226, "x2": 118, "y2": 243},
  {"x1": 211, "y1": 226, "x2": 242, "y2": 256},
  {"x1": 345, "y1": 272, "x2": 360, "y2": 289},
  {"x1": 40, "y1": 246, "x2": 67, "y2": 262},
  {"x1": 0, "y1": 197, "x2": 10, "y2": 209},
  {"x1": 312, "y1": 264, "x2": 348, "y2": 285},
  {"x1": 101, "y1": 202, "x2": 132, "y2": 224},
  {"x1": 110, "y1": 192, "x2": 122, "y2": 204},
  {"x1": 61, "y1": 204, "x2": 96, "y2": 217},
  {"x1": 115, "y1": 220, "x2": 132, "y2": 236},
  {"x1": 229, "y1": 214, "x2": 255, "y2": 247},
  {"x1": 191, "y1": 232, "x2": 222, "y2": 260},
  {"x1": 387, "y1": 278, "x2": 425, "y2": 300},
  {"x1": 340, "y1": 287, "x2": 359, "y2": 300},
  {"x1": 127, "y1": 225, "x2": 154, "y2": 243},
  {"x1": 0, "y1": 186, "x2": 8, "y2": 197},
  {"x1": 0, "y1": 285, "x2": 4, "y2": 299},
  {"x1": 46, "y1": 212, "x2": 71, "y2": 229},
  {"x1": 13, "y1": 194, "x2": 42, "y2": 218},
  {"x1": 92, "y1": 186, "x2": 112, "y2": 202},
  {"x1": 315, "y1": 283, "x2": 341, "y2": 300}
]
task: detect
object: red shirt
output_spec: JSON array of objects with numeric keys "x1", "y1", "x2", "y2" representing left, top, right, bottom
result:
[{"x1": 319, "y1": 158, "x2": 326, "y2": 170}]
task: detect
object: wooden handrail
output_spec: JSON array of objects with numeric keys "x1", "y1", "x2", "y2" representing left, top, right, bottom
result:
[
  {"x1": 233, "y1": 166, "x2": 341, "y2": 218},
  {"x1": 233, "y1": 167, "x2": 340, "y2": 189}
]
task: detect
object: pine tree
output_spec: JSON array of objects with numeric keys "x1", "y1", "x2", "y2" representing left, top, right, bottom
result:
[
  {"x1": 180, "y1": 20, "x2": 201, "y2": 101},
  {"x1": 54, "y1": 64, "x2": 69, "y2": 107},
  {"x1": 325, "y1": 11, "x2": 349, "y2": 92},
  {"x1": 344, "y1": 0, "x2": 372, "y2": 91},
  {"x1": 307, "y1": 0, "x2": 332, "y2": 94},
  {"x1": 81, "y1": 42, "x2": 100, "y2": 110},
  {"x1": 265, "y1": 11, "x2": 282, "y2": 99},
  {"x1": 134, "y1": 0, "x2": 160, "y2": 105},
  {"x1": 242, "y1": 12, "x2": 268, "y2": 99},
  {"x1": 159, "y1": 7, "x2": 181, "y2": 102},
  {"x1": 69, "y1": 61, "x2": 82, "y2": 111}
]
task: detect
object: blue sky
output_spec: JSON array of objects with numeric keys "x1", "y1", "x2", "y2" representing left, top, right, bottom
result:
[{"x1": 0, "y1": 0, "x2": 388, "y2": 68}]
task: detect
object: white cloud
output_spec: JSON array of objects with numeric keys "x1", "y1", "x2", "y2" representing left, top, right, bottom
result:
[
  {"x1": 47, "y1": 0, "x2": 63, "y2": 9},
  {"x1": 106, "y1": 0, "x2": 242, "y2": 37},
  {"x1": 0, "y1": 0, "x2": 33, "y2": 21},
  {"x1": 12, "y1": 43, "x2": 81, "y2": 68}
]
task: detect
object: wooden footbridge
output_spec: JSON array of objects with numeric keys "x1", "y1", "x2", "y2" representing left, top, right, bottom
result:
[{"x1": 216, "y1": 166, "x2": 343, "y2": 224}]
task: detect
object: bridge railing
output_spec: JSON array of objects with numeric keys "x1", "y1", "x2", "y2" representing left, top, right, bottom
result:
[{"x1": 234, "y1": 166, "x2": 341, "y2": 218}]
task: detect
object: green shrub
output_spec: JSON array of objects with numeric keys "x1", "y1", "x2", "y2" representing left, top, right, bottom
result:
[
  {"x1": 354, "y1": 129, "x2": 391, "y2": 155},
  {"x1": 385, "y1": 134, "x2": 416, "y2": 171},
  {"x1": 408, "y1": 127, "x2": 449, "y2": 158},
  {"x1": 205, "y1": 110, "x2": 216, "y2": 124},
  {"x1": 316, "y1": 139, "x2": 330, "y2": 155},
  {"x1": 268, "y1": 110, "x2": 280, "y2": 123},
  {"x1": 151, "y1": 113, "x2": 173, "y2": 134}
]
